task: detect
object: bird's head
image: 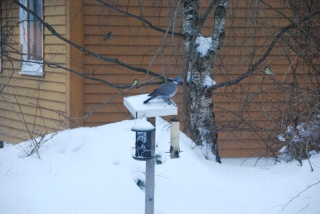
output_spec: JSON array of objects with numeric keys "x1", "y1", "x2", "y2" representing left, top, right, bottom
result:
[{"x1": 172, "y1": 76, "x2": 183, "y2": 84}]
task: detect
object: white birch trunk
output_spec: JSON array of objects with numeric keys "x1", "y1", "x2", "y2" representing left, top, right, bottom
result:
[{"x1": 182, "y1": 0, "x2": 228, "y2": 162}]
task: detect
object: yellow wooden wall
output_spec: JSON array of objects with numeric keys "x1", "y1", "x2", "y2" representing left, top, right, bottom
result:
[
  {"x1": 81, "y1": 0, "x2": 319, "y2": 157},
  {"x1": 0, "y1": 0, "x2": 68, "y2": 143},
  {"x1": 82, "y1": 0, "x2": 183, "y2": 126},
  {"x1": 1, "y1": 0, "x2": 318, "y2": 158},
  {"x1": 211, "y1": 1, "x2": 319, "y2": 157}
]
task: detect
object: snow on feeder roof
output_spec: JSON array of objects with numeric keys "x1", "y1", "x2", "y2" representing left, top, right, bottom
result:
[
  {"x1": 131, "y1": 120, "x2": 155, "y2": 132},
  {"x1": 124, "y1": 94, "x2": 177, "y2": 118}
]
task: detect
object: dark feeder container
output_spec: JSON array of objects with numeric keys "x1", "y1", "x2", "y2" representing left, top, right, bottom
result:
[{"x1": 132, "y1": 125, "x2": 155, "y2": 161}]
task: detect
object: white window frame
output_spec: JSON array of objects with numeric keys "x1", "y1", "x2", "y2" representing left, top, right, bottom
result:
[{"x1": 19, "y1": 0, "x2": 43, "y2": 76}]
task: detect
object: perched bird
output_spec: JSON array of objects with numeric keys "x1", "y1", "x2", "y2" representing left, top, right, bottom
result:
[
  {"x1": 131, "y1": 79, "x2": 138, "y2": 87},
  {"x1": 103, "y1": 32, "x2": 112, "y2": 41},
  {"x1": 143, "y1": 77, "x2": 183, "y2": 105},
  {"x1": 264, "y1": 67, "x2": 275, "y2": 75}
]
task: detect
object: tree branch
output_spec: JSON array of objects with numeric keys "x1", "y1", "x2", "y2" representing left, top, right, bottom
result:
[
  {"x1": 196, "y1": 0, "x2": 218, "y2": 34},
  {"x1": 281, "y1": 180, "x2": 320, "y2": 211},
  {"x1": 96, "y1": 0, "x2": 184, "y2": 37},
  {"x1": 259, "y1": 0, "x2": 293, "y2": 24},
  {"x1": 3, "y1": 53, "x2": 165, "y2": 89},
  {"x1": 211, "y1": 0, "x2": 227, "y2": 54},
  {"x1": 209, "y1": 10, "x2": 320, "y2": 91},
  {"x1": 13, "y1": 0, "x2": 161, "y2": 80}
]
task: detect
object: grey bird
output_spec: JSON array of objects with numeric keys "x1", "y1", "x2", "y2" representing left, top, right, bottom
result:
[{"x1": 143, "y1": 77, "x2": 182, "y2": 105}]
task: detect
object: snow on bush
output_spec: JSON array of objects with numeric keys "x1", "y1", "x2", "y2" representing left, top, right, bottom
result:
[{"x1": 278, "y1": 114, "x2": 320, "y2": 164}]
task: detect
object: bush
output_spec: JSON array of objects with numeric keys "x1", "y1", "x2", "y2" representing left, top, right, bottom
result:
[{"x1": 278, "y1": 114, "x2": 320, "y2": 164}]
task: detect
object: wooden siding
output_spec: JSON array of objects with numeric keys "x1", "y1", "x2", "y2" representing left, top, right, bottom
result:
[
  {"x1": 82, "y1": 0, "x2": 183, "y2": 127},
  {"x1": 66, "y1": 0, "x2": 84, "y2": 127},
  {"x1": 1, "y1": 0, "x2": 318, "y2": 158},
  {"x1": 0, "y1": 0, "x2": 68, "y2": 143},
  {"x1": 81, "y1": 0, "x2": 319, "y2": 157}
]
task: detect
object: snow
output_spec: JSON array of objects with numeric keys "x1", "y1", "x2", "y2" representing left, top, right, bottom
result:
[
  {"x1": 203, "y1": 75, "x2": 216, "y2": 87},
  {"x1": 1, "y1": 117, "x2": 320, "y2": 214},
  {"x1": 279, "y1": 145, "x2": 288, "y2": 153},
  {"x1": 278, "y1": 134, "x2": 286, "y2": 142},
  {"x1": 124, "y1": 94, "x2": 177, "y2": 118},
  {"x1": 195, "y1": 35, "x2": 213, "y2": 57},
  {"x1": 131, "y1": 118, "x2": 155, "y2": 131},
  {"x1": 186, "y1": 72, "x2": 216, "y2": 87}
]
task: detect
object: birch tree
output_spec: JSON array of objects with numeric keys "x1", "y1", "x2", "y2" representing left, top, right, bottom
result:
[{"x1": 181, "y1": 0, "x2": 228, "y2": 163}]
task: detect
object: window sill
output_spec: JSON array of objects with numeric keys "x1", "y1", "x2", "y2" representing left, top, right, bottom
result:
[{"x1": 20, "y1": 61, "x2": 44, "y2": 77}]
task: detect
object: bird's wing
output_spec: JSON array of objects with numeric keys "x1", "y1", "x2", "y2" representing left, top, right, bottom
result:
[
  {"x1": 148, "y1": 82, "x2": 169, "y2": 96},
  {"x1": 148, "y1": 88, "x2": 158, "y2": 96},
  {"x1": 158, "y1": 83, "x2": 174, "y2": 96},
  {"x1": 148, "y1": 82, "x2": 176, "y2": 96}
]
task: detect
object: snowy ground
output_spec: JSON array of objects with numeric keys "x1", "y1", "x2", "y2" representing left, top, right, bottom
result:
[{"x1": 0, "y1": 118, "x2": 319, "y2": 214}]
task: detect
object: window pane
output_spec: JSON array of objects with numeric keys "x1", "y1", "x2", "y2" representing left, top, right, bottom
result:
[{"x1": 27, "y1": 0, "x2": 42, "y2": 61}]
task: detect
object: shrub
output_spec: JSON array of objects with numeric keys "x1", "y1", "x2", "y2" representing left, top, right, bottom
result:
[{"x1": 278, "y1": 114, "x2": 320, "y2": 164}]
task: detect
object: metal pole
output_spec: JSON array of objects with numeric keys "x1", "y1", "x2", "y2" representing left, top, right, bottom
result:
[{"x1": 145, "y1": 117, "x2": 155, "y2": 214}]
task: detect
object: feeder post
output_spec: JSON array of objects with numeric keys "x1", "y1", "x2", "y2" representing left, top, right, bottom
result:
[
  {"x1": 145, "y1": 117, "x2": 155, "y2": 214},
  {"x1": 170, "y1": 118, "x2": 180, "y2": 158},
  {"x1": 123, "y1": 94, "x2": 178, "y2": 214}
]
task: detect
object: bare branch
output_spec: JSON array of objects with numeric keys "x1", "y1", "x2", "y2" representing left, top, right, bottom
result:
[
  {"x1": 209, "y1": 10, "x2": 320, "y2": 91},
  {"x1": 259, "y1": 0, "x2": 293, "y2": 24},
  {"x1": 70, "y1": 83, "x2": 136, "y2": 128},
  {"x1": 287, "y1": 42, "x2": 320, "y2": 75},
  {"x1": 212, "y1": 1, "x2": 227, "y2": 53},
  {"x1": 3, "y1": 53, "x2": 165, "y2": 89},
  {"x1": 13, "y1": 0, "x2": 161, "y2": 80},
  {"x1": 96, "y1": 0, "x2": 184, "y2": 37},
  {"x1": 281, "y1": 180, "x2": 320, "y2": 211},
  {"x1": 196, "y1": 0, "x2": 218, "y2": 34}
]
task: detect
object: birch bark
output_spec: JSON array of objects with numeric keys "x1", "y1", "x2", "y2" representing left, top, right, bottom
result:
[{"x1": 182, "y1": 0, "x2": 228, "y2": 162}]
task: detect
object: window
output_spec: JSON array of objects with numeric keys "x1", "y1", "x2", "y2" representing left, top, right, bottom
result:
[{"x1": 19, "y1": 0, "x2": 43, "y2": 76}]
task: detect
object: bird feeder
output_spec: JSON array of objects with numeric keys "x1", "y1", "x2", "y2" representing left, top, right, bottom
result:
[
  {"x1": 132, "y1": 121, "x2": 156, "y2": 161},
  {"x1": 170, "y1": 118, "x2": 180, "y2": 158},
  {"x1": 124, "y1": 94, "x2": 178, "y2": 214}
]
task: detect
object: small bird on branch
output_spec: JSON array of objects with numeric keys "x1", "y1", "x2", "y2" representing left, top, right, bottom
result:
[
  {"x1": 264, "y1": 67, "x2": 275, "y2": 75},
  {"x1": 131, "y1": 79, "x2": 138, "y2": 87}
]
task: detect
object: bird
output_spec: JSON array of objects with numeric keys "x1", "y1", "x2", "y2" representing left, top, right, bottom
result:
[
  {"x1": 103, "y1": 32, "x2": 112, "y2": 41},
  {"x1": 131, "y1": 79, "x2": 138, "y2": 87},
  {"x1": 143, "y1": 76, "x2": 182, "y2": 105},
  {"x1": 264, "y1": 67, "x2": 275, "y2": 75}
]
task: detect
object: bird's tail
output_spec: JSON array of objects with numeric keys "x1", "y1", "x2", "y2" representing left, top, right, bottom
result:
[{"x1": 143, "y1": 97, "x2": 152, "y2": 104}]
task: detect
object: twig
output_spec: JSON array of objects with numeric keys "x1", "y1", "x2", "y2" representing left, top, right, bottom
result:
[
  {"x1": 4, "y1": 54, "x2": 165, "y2": 89},
  {"x1": 70, "y1": 84, "x2": 136, "y2": 128},
  {"x1": 281, "y1": 180, "x2": 320, "y2": 211},
  {"x1": 13, "y1": 0, "x2": 160, "y2": 78},
  {"x1": 208, "y1": 10, "x2": 320, "y2": 91},
  {"x1": 96, "y1": 0, "x2": 184, "y2": 36}
]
